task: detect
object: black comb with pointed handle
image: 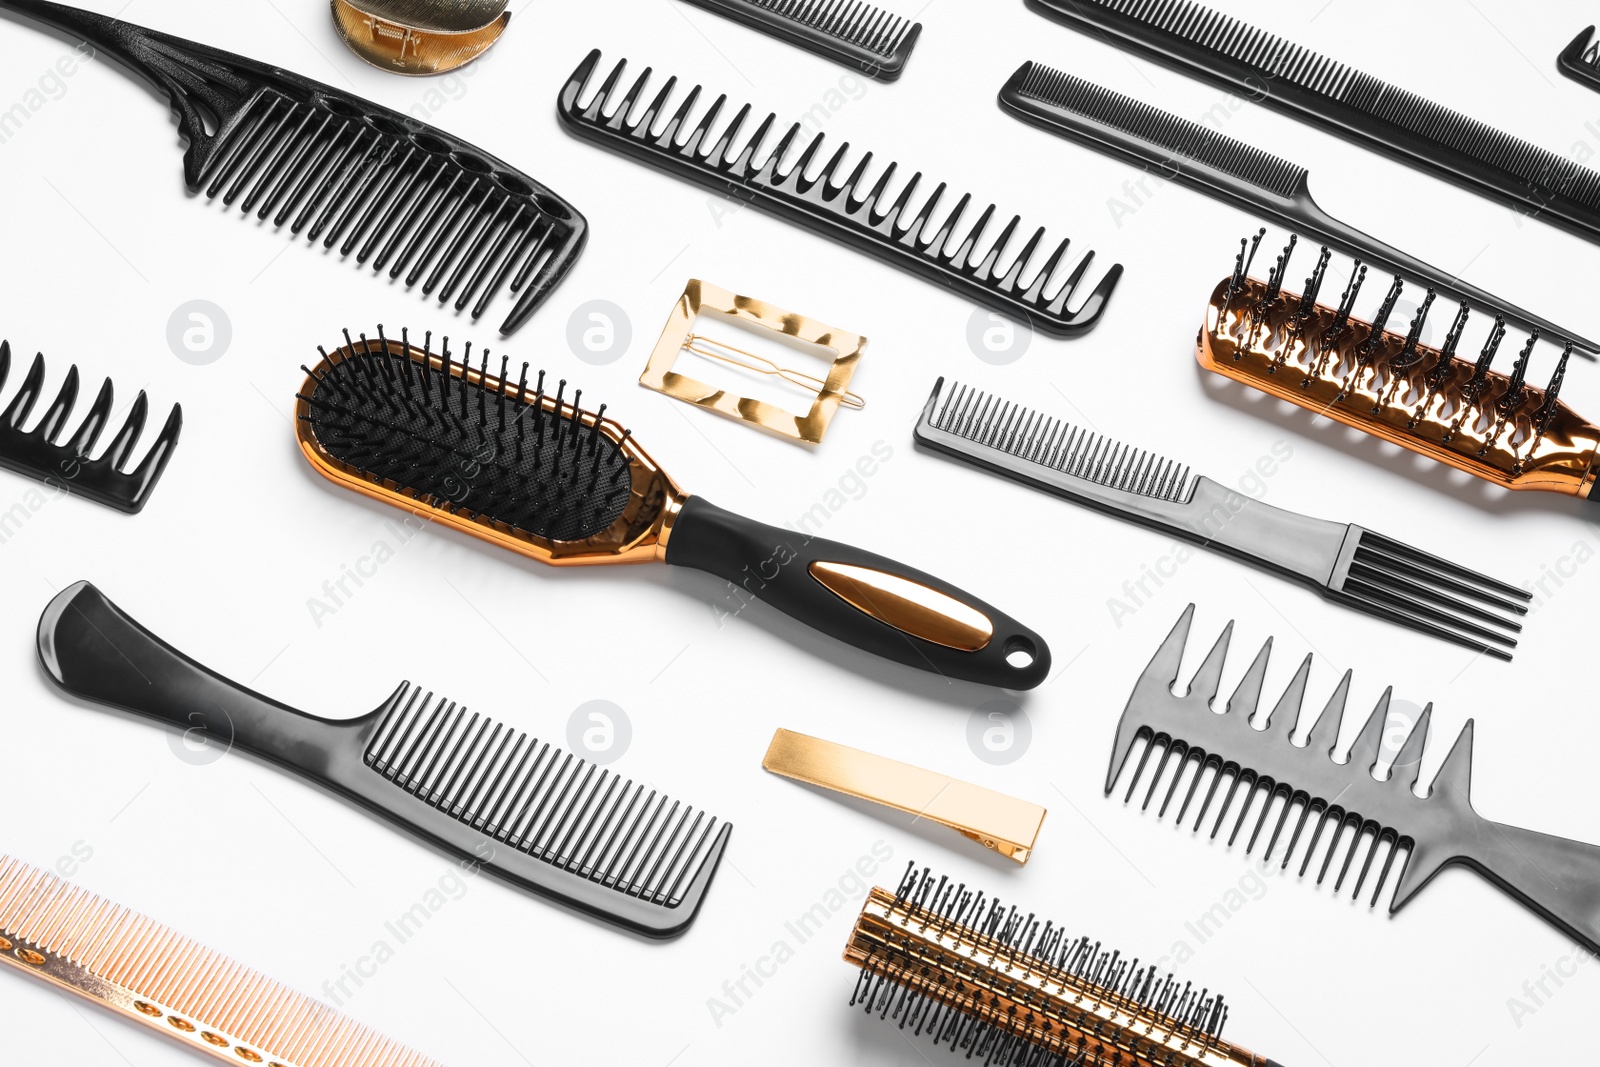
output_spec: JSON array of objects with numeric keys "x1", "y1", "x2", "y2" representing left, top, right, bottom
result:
[
  {"x1": 679, "y1": 0, "x2": 921, "y2": 80},
  {"x1": 1109, "y1": 606, "x2": 1600, "y2": 954},
  {"x1": 37, "y1": 581, "x2": 730, "y2": 938},
  {"x1": 557, "y1": 50, "x2": 1121, "y2": 337},
  {"x1": 0, "y1": 0, "x2": 585, "y2": 335},
  {"x1": 0, "y1": 342, "x2": 180, "y2": 514}
]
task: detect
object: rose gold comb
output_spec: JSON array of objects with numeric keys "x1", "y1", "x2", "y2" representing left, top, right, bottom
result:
[{"x1": 0, "y1": 854, "x2": 442, "y2": 1067}]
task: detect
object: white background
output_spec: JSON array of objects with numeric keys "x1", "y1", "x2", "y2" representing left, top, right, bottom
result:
[{"x1": 2, "y1": 0, "x2": 1598, "y2": 1064}]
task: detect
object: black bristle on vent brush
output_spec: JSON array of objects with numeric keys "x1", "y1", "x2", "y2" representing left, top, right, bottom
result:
[
  {"x1": 557, "y1": 50, "x2": 1121, "y2": 337},
  {"x1": 0, "y1": 0, "x2": 586, "y2": 335},
  {"x1": 997, "y1": 61, "x2": 1597, "y2": 355},
  {"x1": 845, "y1": 863, "x2": 1287, "y2": 1067},
  {"x1": 0, "y1": 341, "x2": 181, "y2": 514},
  {"x1": 1110, "y1": 606, "x2": 1600, "y2": 955},
  {"x1": 1025, "y1": 0, "x2": 1600, "y2": 248},
  {"x1": 294, "y1": 328, "x2": 1050, "y2": 688},
  {"x1": 36, "y1": 581, "x2": 730, "y2": 938},
  {"x1": 678, "y1": 0, "x2": 921, "y2": 80}
]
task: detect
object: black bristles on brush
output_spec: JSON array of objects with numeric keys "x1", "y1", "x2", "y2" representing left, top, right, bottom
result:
[{"x1": 679, "y1": 0, "x2": 921, "y2": 80}]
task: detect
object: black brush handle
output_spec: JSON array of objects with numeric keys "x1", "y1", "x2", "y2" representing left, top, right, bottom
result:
[{"x1": 665, "y1": 496, "x2": 1050, "y2": 688}]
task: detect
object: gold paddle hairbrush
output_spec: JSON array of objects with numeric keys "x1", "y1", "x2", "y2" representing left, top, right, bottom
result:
[{"x1": 1199, "y1": 231, "x2": 1599, "y2": 502}]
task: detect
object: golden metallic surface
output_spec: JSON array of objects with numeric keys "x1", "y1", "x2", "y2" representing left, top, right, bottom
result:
[
  {"x1": 762, "y1": 729, "x2": 1044, "y2": 863},
  {"x1": 845, "y1": 886, "x2": 1266, "y2": 1067},
  {"x1": 641, "y1": 279, "x2": 866, "y2": 445},
  {"x1": 808, "y1": 561, "x2": 994, "y2": 651},
  {"x1": 297, "y1": 335, "x2": 688, "y2": 567},
  {"x1": 1200, "y1": 277, "x2": 1600, "y2": 497},
  {"x1": 331, "y1": 0, "x2": 510, "y2": 75}
]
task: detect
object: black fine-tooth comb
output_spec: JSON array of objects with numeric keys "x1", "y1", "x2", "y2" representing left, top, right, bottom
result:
[
  {"x1": 37, "y1": 581, "x2": 731, "y2": 938},
  {"x1": 1025, "y1": 0, "x2": 1600, "y2": 247},
  {"x1": 558, "y1": 50, "x2": 1122, "y2": 337},
  {"x1": 0, "y1": 0, "x2": 586, "y2": 335},
  {"x1": 1110, "y1": 606, "x2": 1600, "y2": 955},
  {"x1": 997, "y1": 61, "x2": 1598, "y2": 354},
  {"x1": 1559, "y1": 26, "x2": 1600, "y2": 95},
  {"x1": 678, "y1": 0, "x2": 921, "y2": 80},
  {"x1": 914, "y1": 377, "x2": 1531, "y2": 660},
  {"x1": 0, "y1": 342, "x2": 181, "y2": 514}
]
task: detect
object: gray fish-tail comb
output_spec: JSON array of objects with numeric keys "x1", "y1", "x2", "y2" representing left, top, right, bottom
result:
[
  {"x1": 1110, "y1": 606, "x2": 1600, "y2": 954},
  {"x1": 913, "y1": 377, "x2": 1530, "y2": 660}
]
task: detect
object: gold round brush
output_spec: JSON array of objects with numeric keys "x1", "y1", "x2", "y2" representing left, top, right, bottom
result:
[{"x1": 331, "y1": 0, "x2": 510, "y2": 75}]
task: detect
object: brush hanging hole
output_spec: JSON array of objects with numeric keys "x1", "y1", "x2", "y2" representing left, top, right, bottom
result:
[
  {"x1": 412, "y1": 132, "x2": 451, "y2": 154},
  {"x1": 496, "y1": 173, "x2": 534, "y2": 196},
  {"x1": 323, "y1": 97, "x2": 365, "y2": 118},
  {"x1": 534, "y1": 192, "x2": 573, "y2": 220},
  {"x1": 1003, "y1": 636, "x2": 1037, "y2": 670},
  {"x1": 453, "y1": 151, "x2": 492, "y2": 173}
]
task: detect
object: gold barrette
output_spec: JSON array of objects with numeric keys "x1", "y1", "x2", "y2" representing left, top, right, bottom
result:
[{"x1": 331, "y1": 0, "x2": 510, "y2": 76}]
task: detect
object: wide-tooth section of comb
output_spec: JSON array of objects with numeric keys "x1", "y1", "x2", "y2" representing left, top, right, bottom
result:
[
  {"x1": 928, "y1": 379, "x2": 1194, "y2": 502},
  {"x1": 844, "y1": 862, "x2": 1263, "y2": 1067},
  {"x1": 1559, "y1": 26, "x2": 1600, "y2": 94},
  {"x1": 679, "y1": 0, "x2": 921, "y2": 80},
  {"x1": 1025, "y1": 0, "x2": 1600, "y2": 245},
  {"x1": 557, "y1": 50, "x2": 1122, "y2": 337},
  {"x1": 0, "y1": 855, "x2": 441, "y2": 1067},
  {"x1": 298, "y1": 328, "x2": 633, "y2": 542},
  {"x1": 1201, "y1": 235, "x2": 1600, "y2": 500},
  {"x1": 0, "y1": 342, "x2": 181, "y2": 513},
  {"x1": 1, "y1": 1, "x2": 585, "y2": 334},
  {"x1": 364, "y1": 684, "x2": 724, "y2": 908}
]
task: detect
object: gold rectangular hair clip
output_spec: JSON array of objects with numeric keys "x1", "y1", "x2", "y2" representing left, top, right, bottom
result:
[{"x1": 762, "y1": 729, "x2": 1046, "y2": 864}]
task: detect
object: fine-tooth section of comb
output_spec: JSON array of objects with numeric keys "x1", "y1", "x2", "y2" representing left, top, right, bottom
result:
[
  {"x1": 0, "y1": 855, "x2": 441, "y2": 1066},
  {"x1": 38, "y1": 580, "x2": 731, "y2": 937},
  {"x1": 1025, "y1": 0, "x2": 1600, "y2": 247},
  {"x1": 1559, "y1": 26, "x2": 1600, "y2": 95},
  {"x1": 679, "y1": 0, "x2": 921, "y2": 80},
  {"x1": 1, "y1": 0, "x2": 586, "y2": 335},
  {"x1": 997, "y1": 61, "x2": 1598, "y2": 353},
  {"x1": 1108, "y1": 607, "x2": 1600, "y2": 953},
  {"x1": 0, "y1": 342, "x2": 181, "y2": 514},
  {"x1": 557, "y1": 50, "x2": 1122, "y2": 337},
  {"x1": 844, "y1": 862, "x2": 1275, "y2": 1067},
  {"x1": 1200, "y1": 233, "x2": 1600, "y2": 502}
]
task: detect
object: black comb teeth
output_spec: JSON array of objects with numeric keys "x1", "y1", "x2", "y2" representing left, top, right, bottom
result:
[
  {"x1": 680, "y1": 0, "x2": 921, "y2": 80},
  {"x1": 0, "y1": 342, "x2": 181, "y2": 514},
  {"x1": 558, "y1": 50, "x2": 1122, "y2": 338},
  {"x1": 1558, "y1": 26, "x2": 1600, "y2": 94},
  {"x1": 0, "y1": 0, "x2": 586, "y2": 335},
  {"x1": 299, "y1": 328, "x2": 632, "y2": 542}
]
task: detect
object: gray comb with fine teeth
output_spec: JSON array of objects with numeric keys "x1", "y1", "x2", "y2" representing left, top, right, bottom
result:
[{"x1": 1108, "y1": 606, "x2": 1600, "y2": 954}]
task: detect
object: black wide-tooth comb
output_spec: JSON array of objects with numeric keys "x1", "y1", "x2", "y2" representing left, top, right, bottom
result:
[
  {"x1": 1559, "y1": 26, "x2": 1600, "y2": 95},
  {"x1": 0, "y1": 342, "x2": 181, "y2": 514},
  {"x1": 997, "y1": 61, "x2": 1597, "y2": 354},
  {"x1": 558, "y1": 50, "x2": 1121, "y2": 337},
  {"x1": 1025, "y1": 0, "x2": 1600, "y2": 247},
  {"x1": 679, "y1": 0, "x2": 921, "y2": 80},
  {"x1": 1109, "y1": 606, "x2": 1600, "y2": 954},
  {"x1": 0, "y1": 0, "x2": 586, "y2": 335},
  {"x1": 37, "y1": 581, "x2": 731, "y2": 938}
]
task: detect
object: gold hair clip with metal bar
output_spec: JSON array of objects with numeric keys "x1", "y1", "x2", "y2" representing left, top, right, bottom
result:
[
  {"x1": 331, "y1": 0, "x2": 510, "y2": 75},
  {"x1": 762, "y1": 729, "x2": 1046, "y2": 863},
  {"x1": 642, "y1": 280, "x2": 866, "y2": 445}
]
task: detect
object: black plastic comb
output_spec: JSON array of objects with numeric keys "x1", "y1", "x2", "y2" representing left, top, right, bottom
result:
[
  {"x1": 1109, "y1": 607, "x2": 1600, "y2": 954},
  {"x1": 0, "y1": 0, "x2": 586, "y2": 335},
  {"x1": 37, "y1": 581, "x2": 730, "y2": 938},
  {"x1": 679, "y1": 0, "x2": 921, "y2": 80},
  {"x1": 1559, "y1": 26, "x2": 1600, "y2": 95},
  {"x1": 1026, "y1": 0, "x2": 1600, "y2": 247},
  {"x1": 998, "y1": 61, "x2": 1598, "y2": 354},
  {"x1": 558, "y1": 50, "x2": 1121, "y2": 337},
  {"x1": 0, "y1": 342, "x2": 180, "y2": 514}
]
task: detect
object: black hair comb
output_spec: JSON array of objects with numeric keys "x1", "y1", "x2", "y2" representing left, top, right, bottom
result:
[
  {"x1": 0, "y1": 0, "x2": 586, "y2": 335},
  {"x1": 1559, "y1": 26, "x2": 1600, "y2": 95},
  {"x1": 558, "y1": 50, "x2": 1121, "y2": 337},
  {"x1": 37, "y1": 581, "x2": 730, "y2": 938},
  {"x1": 678, "y1": 0, "x2": 921, "y2": 80},
  {"x1": 0, "y1": 341, "x2": 181, "y2": 514},
  {"x1": 1026, "y1": 0, "x2": 1600, "y2": 247}
]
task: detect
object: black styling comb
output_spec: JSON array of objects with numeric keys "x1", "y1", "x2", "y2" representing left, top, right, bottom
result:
[
  {"x1": 1025, "y1": 0, "x2": 1600, "y2": 247},
  {"x1": 914, "y1": 378, "x2": 1530, "y2": 660},
  {"x1": 678, "y1": 0, "x2": 921, "y2": 80},
  {"x1": 846, "y1": 863, "x2": 1284, "y2": 1067},
  {"x1": 0, "y1": 341, "x2": 181, "y2": 514},
  {"x1": 295, "y1": 328, "x2": 1050, "y2": 688},
  {"x1": 37, "y1": 581, "x2": 730, "y2": 939},
  {"x1": 558, "y1": 51, "x2": 1121, "y2": 337},
  {"x1": 1559, "y1": 26, "x2": 1600, "y2": 95},
  {"x1": 1, "y1": 0, "x2": 585, "y2": 335},
  {"x1": 997, "y1": 61, "x2": 1598, "y2": 354},
  {"x1": 1110, "y1": 606, "x2": 1600, "y2": 955}
]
